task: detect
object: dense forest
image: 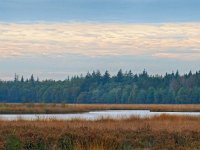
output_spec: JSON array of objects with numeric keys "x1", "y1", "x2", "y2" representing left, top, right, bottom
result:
[{"x1": 0, "y1": 70, "x2": 200, "y2": 104}]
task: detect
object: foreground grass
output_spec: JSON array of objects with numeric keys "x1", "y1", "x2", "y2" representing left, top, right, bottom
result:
[
  {"x1": 0, "y1": 115, "x2": 200, "y2": 150},
  {"x1": 0, "y1": 103, "x2": 200, "y2": 114}
]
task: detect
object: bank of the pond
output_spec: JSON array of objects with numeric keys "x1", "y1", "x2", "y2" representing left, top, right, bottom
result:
[{"x1": 0, "y1": 104, "x2": 200, "y2": 114}]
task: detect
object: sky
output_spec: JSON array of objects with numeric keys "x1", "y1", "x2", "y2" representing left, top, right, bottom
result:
[{"x1": 0, "y1": 0, "x2": 200, "y2": 80}]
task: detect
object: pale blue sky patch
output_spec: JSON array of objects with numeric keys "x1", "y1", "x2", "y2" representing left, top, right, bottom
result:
[
  {"x1": 1, "y1": 54, "x2": 200, "y2": 80},
  {"x1": 1, "y1": 0, "x2": 200, "y2": 23}
]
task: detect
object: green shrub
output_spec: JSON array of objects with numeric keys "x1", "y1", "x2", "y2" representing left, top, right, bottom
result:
[{"x1": 5, "y1": 135, "x2": 22, "y2": 150}]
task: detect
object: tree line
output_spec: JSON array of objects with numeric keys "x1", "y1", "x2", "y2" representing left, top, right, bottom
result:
[{"x1": 0, "y1": 70, "x2": 200, "y2": 104}]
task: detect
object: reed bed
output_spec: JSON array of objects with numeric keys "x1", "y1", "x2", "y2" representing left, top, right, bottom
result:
[
  {"x1": 0, "y1": 115, "x2": 199, "y2": 150},
  {"x1": 0, "y1": 103, "x2": 199, "y2": 114}
]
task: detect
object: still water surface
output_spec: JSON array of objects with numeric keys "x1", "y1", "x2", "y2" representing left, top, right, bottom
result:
[{"x1": 0, "y1": 110, "x2": 200, "y2": 120}]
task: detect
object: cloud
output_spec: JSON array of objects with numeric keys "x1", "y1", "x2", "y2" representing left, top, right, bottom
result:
[
  {"x1": 0, "y1": 22, "x2": 200, "y2": 60},
  {"x1": 153, "y1": 53, "x2": 200, "y2": 60}
]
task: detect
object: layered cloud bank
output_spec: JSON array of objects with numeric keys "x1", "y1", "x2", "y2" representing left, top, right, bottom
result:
[{"x1": 0, "y1": 23, "x2": 200, "y2": 60}]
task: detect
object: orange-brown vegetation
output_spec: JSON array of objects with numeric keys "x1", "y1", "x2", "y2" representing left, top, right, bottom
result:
[
  {"x1": 0, "y1": 103, "x2": 200, "y2": 114},
  {"x1": 0, "y1": 115, "x2": 199, "y2": 150}
]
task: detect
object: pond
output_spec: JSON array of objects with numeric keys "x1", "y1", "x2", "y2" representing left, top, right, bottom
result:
[{"x1": 0, "y1": 110, "x2": 200, "y2": 120}]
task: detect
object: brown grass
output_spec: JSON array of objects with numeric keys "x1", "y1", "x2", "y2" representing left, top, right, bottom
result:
[
  {"x1": 0, "y1": 115, "x2": 199, "y2": 150},
  {"x1": 0, "y1": 103, "x2": 199, "y2": 114}
]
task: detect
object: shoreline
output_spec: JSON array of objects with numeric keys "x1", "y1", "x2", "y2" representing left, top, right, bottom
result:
[{"x1": 0, "y1": 104, "x2": 199, "y2": 114}]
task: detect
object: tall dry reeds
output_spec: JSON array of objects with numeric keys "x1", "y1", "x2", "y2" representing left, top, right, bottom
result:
[{"x1": 0, "y1": 115, "x2": 199, "y2": 150}]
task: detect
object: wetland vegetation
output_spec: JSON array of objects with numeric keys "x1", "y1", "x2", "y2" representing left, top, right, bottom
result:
[{"x1": 0, "y1": 115, "x2": 199, "y2": 150}]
